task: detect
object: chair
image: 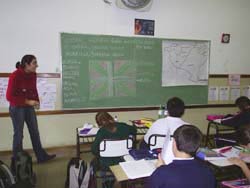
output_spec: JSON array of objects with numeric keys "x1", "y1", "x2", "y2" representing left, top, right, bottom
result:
[
  {"x1": 95, "y1": 137, "x2": 134, "y2": 187},
  {"x1": 214, "y1": 133, "x2": 237, "y2": 148},
  {"x1": 205, "y1": 120, "x2": 236, "y2": 147},
  {"x1": 99, "y1": 137, "x2": 134, "y2": 157},
  {"x1": 148, "y1": 134, "x2": 166, "y2": 150}
]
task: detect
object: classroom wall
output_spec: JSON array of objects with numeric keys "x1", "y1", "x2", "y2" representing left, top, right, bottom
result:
[
  {"x1": 1, "y1": 0, "x2": 250, "y2": 73},
  {"x1": 0, "y1": 107, "x2": 237, "y2": 151},
  {"x1": 0, "y1": 0, "x2": 250, "y2": 151}
]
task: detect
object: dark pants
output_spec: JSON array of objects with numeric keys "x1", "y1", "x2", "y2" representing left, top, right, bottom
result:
[
  {"x1": 9, "y1": 106, "x2": 47, "y2": 161},
  {"x1": 139, "y1": 139, "x2": 150, "y2": 150}
]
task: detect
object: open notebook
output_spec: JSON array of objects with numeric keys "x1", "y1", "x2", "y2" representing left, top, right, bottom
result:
[
  {"x1": 119, "y1": 159, "x2": 156, "y2": 179},
  {"x1": 207, "y1": 147, "x2": 250, "y2": 167}
]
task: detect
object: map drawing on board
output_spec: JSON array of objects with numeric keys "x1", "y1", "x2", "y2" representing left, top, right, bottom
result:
[
  {"x1": 162, "y1": 40, "x2": 210, "y2": 86},
  {"x1": 89, "y1": 60, "x2": 136, "y2": 100}
]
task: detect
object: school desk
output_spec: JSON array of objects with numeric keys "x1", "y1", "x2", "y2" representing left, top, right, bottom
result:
[
  {"x1": 76, "y1": 124, "x2": 149, "y2": 158},
  {"x1": 205, "y1": 120, "x2": 236, "y2": 147}
]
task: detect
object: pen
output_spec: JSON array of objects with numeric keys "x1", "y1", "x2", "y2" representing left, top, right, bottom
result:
[{"x1": 219, "y1": 146, "x2": 232, "y2": 153}]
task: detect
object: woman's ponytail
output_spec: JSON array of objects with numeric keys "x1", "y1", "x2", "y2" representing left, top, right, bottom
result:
[{"x1": 16, "y1": 61, "x2": 21, "y2": 69}]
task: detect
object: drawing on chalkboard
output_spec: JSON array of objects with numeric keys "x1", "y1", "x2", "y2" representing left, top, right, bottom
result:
[
  {"x1": 162, "y1": 40, "x2": 209, "y2": 86},
  {"x1": 89, "y1": 60, "x2": 136, "y2": 100}
]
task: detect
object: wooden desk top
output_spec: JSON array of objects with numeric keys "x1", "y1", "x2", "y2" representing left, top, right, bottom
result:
[{"x1": 110, "y1": 165, "x2": 128, "y2": 182}]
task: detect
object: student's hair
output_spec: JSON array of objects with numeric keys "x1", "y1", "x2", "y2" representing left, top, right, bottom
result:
[
  {"x1": 237, "y1": 125, "x2": 250, "y2": 145},
  {"x1": 16, "y1": 54, "x2": 36, "y2": 69},
  {"x1": 235, "y1": 96, "x2": 250, "y2": 111},
  {"x1": 95, "y1": 111, "x2": 115, "y2": 131},
  {"x1": 166, "y1": 97, "x2": 185, "y2": 117},
  {"x1": 173, "y1": 124, "x2": 202, "y2": 156}
]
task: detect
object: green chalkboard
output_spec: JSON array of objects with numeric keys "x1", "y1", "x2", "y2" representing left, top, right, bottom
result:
[{"x1": 61, "y1": 33, "x2": 209, "y2": 108}]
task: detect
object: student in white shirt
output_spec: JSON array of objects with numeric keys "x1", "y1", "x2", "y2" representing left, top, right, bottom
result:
[{"x1": 141, "y1": 97, "x2": 188, "y2": 164}]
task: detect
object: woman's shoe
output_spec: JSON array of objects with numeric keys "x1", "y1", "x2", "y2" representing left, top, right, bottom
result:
[{"x1": 37, "y1": 154, "x2": 56, "y2": 163}]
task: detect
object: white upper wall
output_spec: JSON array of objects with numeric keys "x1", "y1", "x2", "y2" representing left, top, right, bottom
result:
[{"x1": 0, "y1": 0, "x2": 250, "y2": 74}]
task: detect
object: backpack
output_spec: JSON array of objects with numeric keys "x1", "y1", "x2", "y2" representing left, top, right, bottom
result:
[
  {"x1": 0, "y1": 160, "x2": 16, "y2": 188},
  {"x1": 65, "y1": 157, "x2": 96, "y2": 188},
  {"x1": 11, "y1": 151, "x2": 36, "y2": 187}
]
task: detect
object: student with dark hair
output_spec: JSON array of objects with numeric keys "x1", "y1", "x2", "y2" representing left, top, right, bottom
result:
[
  {"x1": 228, "y1": 125, "x2": 250, "y2": 181},
  {"x1": 145, "y1": 125, "x2": 216, "y2": 188},
  {"x1": 218, "y1": 96, "x2": 250, "y2": 129},
  {"x1": 141, "y1": 97, "x2": 188, "y2": 163},
  {"x1": 6, "y1": 54, "x2": 56, "y2": 163},
  {"x1": 91, "y1": 111, "x2": 136, "y2": 168}
]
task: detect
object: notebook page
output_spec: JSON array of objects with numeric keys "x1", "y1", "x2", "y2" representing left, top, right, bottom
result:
[{"x1": 119, "y1": 159, "x2": 156, "y2": 179}]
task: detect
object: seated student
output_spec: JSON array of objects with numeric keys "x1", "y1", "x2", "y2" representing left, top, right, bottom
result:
[
  {"x1": 218, "y1": 96, "x2": 250, "y2": 129},
  {"x1": 141, "y1": 97, "x2": 188, "y2": 150},
  {"x1": 91, "y1": 111, "x2": 136, "y2": 169},
  {"x1": 145, "y1": 124, "x2": 216, "y2": 188},
  {"x1": 228, "y1": 125, "x2": 250, "y2": 181}
]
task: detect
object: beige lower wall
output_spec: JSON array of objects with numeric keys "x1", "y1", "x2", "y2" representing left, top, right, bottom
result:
[{"x1": 0, "y1": 107, "x2": 237, "y2": 151}]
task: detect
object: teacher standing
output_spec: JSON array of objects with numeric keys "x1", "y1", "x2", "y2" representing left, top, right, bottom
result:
[{"x1": 6, "y1": 54, "x2": 56, "y2": 163}]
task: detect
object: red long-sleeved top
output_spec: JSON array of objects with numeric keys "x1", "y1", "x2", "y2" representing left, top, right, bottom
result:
[{"x1": 6, "y1": 68, "x2": 39, "y2": 107}]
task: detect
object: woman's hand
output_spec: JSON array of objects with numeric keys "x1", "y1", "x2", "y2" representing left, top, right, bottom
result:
[{"x1": 25, "y1": 99, "x2": 39, "y2": 107}]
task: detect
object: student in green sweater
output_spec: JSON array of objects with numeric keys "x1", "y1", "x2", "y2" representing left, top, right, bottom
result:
[{"x1": 91, "y1": 111, "x2": 136, "y2": 169}]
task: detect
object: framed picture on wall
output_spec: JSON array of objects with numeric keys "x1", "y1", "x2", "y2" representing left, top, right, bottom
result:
[{"x1": 134, "y1": 19, "x2": 154, "y2": 36}]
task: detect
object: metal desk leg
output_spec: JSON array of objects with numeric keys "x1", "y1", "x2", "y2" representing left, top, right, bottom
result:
[
  {"x1": 121, "y1": 181, "x2": 128, "y2": 188},
  {"x1": 205, "y1": 121, "x2": 212, "y2": 147},
  {"x1": 215, "y1": 123, "x2": 219, "y2": 147},
  {"x1": 76, "y1": 128, "x2": 80, "y2": 158}
]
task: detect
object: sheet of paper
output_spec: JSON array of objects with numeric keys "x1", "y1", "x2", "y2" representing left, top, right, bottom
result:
[
  {"x1": 123, "y1": 154, "x2": 135, "y2": 162},
  {"x1": 242, "y1": 86, "x2": 250, "y2": 98},
  {"x1": 209, "y1": 159, "x2": 233, "y2": 167},
  {"x1": 0, "y1": 78, "x2": 9, "y2": 108},
  {"x1": 208, "y1": 86, "x2": 219, "y2": 101},
  {"x1": 119, "y1": 159, "x2": 156, "y2": 179},
  {"x1": 219, "y1": 86, "x2": 229, "y2": 101},
  {"x1": 37, "y1": 82, "x2": 57, "y2": 110},
  {"x1": 230, "y1": 86, "x2": 241, "y2": 101}
]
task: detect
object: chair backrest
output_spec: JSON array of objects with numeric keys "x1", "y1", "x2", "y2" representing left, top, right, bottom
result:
[
  {"x1": 148, "y1": 134, "x2": 166, "y2": 150},
  {"x1": 99, "y1": 137, "x2": 134, "y2": 157}
]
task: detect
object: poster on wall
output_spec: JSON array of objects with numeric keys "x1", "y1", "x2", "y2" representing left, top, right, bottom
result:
[
  {"x1": 0, "y1": 78, "x2": 8, "y2": 108},
  {"x1": 134, "y1": 19, "x2": 154, "y2": 36}
]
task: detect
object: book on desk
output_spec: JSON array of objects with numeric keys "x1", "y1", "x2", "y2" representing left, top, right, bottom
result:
[
  {"x1": 78, "y1": 126, "x2": 99, "y2": 136},
  {"x1": 196, "y1": 148, "x2": 226, "y2": 161},
  {"x1": 197, "y1": 146, "x2": 250, "y2": 167}
]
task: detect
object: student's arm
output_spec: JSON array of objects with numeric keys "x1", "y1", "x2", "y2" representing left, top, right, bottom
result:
[
  {"x1": 129, "y1": 124, "x2": 137, "y2": 135},
  {"x1": 156, "y1": 153, "x2": 165, "y2": 168},
  {"x1": 91, "y1": 129, "x2": 104, "y2": 156},
  {"x1": 228, "y1": 157, "x2": 250, "y2": 181},
  {"x1": 221, "y1": 114, "x2": 241, "y2": 127},
  {"x1": 239, "y1": 152, "x2": 250, "y2": 158}
]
